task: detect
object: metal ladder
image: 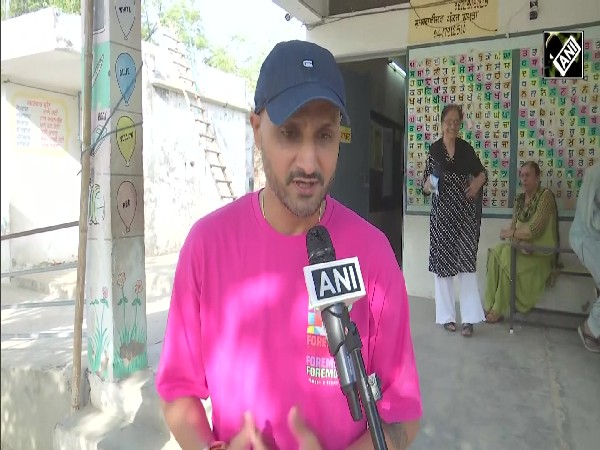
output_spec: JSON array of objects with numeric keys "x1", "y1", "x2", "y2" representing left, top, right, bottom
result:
[{"x1": 163, "y1": 32, "x2": 237, "y2": 203}]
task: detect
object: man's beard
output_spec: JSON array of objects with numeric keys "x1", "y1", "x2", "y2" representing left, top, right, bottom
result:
[{"x1": 261, "y1": 147, "x2": 335, "y2": 218}]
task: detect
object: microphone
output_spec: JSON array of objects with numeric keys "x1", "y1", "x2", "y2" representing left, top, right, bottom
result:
[
  {"x1": 304, "y1": 225, "x2": 365, "y2": 421},
  {"x1": 304, "y1": 227, "x2": 366, "y2": 312}
]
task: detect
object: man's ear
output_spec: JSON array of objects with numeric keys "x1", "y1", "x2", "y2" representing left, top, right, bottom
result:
[{"x1": 250, "y1": 112, "x2": 262, "y2": 149}]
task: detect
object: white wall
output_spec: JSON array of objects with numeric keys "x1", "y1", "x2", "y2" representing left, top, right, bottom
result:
[
  {"x1": 140, "y1": 44, "x2": 252, "y2": 257},
  {"x1": 0, "y1": 8, "x2": 77, "y2": 59},
  {"x1": 207, "y1": 102, "x2": 249, "y2": 201},
  {"x1": 1, "y1": 8, "x2": 81, "y2": 93},
  {"x1": 141, "y1": 83, "x2": 251, "y2": 257},
  {"x1": 307, "y1": 0, "x2": 600, "y2": 60},
  {"x1": 0, "y1": 82, "x2": 81, "y2": 269},
  {"x1": 1, "y1": 82, "x2": 11, "y2": 278}
]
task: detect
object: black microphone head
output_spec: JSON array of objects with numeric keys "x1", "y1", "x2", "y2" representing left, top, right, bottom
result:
[{"x1": 306, "y1": 225, "x2": 336, "y2": 265}]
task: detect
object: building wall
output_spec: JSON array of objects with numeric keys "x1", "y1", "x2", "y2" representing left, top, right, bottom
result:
[
  {"x1": 1, "y1": 81, "x2": 14, "y2": 278},
  {"x1": 0, "y1": 82, "x2": 81, "y2": 270},
  {"x1": 141, "y1": 85, "x2": 251, "y2": 257},
  {"x1": 343, "y1": 57, "x2": 406, "y2": 127},
  {"x1": 0, "y1": 44, "x2": 252, "y2": 272},
  {"x1": 306, "y1": 1, "x2": 600, "y2": 311},
  {"x1": 307, "y1": 0, "x2": 600, "y2": 60},
  {"x1": 142, "y1": 44, "x2": 253, "y2": 257},
  {"x1": 206, "y1": 102, "x2": 249, "y2": 202}
]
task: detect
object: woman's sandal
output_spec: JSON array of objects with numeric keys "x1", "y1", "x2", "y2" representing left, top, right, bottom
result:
[
  {"x1": 443, "y1": 322, "x2": 456, "y2": 332},
  {"x1": 461, "y1": 323, "x2": 473, "y2": 337},
  {"x1": 485, "y1": 311, "x2": 504, "y2": 324}
]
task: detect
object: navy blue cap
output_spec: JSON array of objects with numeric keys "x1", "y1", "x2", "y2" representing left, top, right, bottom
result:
[{"x1": 254, "y1": 40, "x2": 350, "y2": 126}]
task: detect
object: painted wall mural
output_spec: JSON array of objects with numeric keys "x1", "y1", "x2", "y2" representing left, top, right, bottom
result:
[
  {"x1": 116, "y1": 115, "x2": 136, "y2": 166},
  {"x1": 114, "y1": 272, "x2": 147, "y2": 378},
  {"x1": 87, "y1": 273, "x2": 147, "y2": 379},
  {"x1": 115, "y1": 0, "x2": 136, "y2": 40},
  {"x1": 86, "y1": 0, "x2": 146, "y2": 382},
  {"x1": 116, "y1": 180, "x2": 137, "y2": 232},
  {"x1": 13, "y1": 96, "x2": 69, "y2": 150},
  {"x1": 115, "y1": 53, "x2": 137, "y2": 106},
  {"x1": 88, "y1": 183, "x2": 106, "y2": 225},
  {"x1": 92, "y1": 52, "x2": 105, "y2": 87},
  {"x1": 88, "y1": 285, "x2": 110, "y2": 379},
  {"x1": 91, "y1": 124, "x2": 108, "y2": 157},
  {"x1": 92, "y1": 43, "x2": 111, "y2": 111}
]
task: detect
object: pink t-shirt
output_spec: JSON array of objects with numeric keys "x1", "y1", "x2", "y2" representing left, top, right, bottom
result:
[{"x1": 156, "y1": 191, "x2": 422, "y2": 450}]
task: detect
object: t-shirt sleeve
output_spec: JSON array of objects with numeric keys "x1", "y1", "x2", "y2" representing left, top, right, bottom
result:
[
  {"x1": 366, "y1": 239, "x2": 423, "y2": 424},
  {"x1": 155, "y1": 226, "x2": 209, "y2": 402}
]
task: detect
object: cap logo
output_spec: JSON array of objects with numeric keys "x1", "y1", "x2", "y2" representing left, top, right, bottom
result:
[{"x1": 303, "y1": 59, "x2": 314, "y2": 68}]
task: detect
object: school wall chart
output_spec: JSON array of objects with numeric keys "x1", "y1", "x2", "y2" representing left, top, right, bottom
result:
[
  {"x1": 518, "y1": 38, "x2": 600, "y2": 213},
  {"x1": 406, "y1": 32, "x2": 600, "y2": 218},
  {"x1": 406, "y1": 50, "x2": 513, "y2": 214}
]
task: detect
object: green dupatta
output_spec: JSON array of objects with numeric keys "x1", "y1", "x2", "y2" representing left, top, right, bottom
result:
[{"x1": 513, "y1": 187, "x2": 562, "y2": 284}]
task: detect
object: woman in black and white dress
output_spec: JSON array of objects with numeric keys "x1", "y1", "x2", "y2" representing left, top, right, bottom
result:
[{"x1": 422, "y1": 104, "x2": 487, "y2": 337}]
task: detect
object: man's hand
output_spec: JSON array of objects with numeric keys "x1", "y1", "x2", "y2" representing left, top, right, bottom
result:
[
  {"x1": 228, "y1": 412, "x2": 268, "y2": 450},
  {"x1": 288, "y1": 407, "x2": 323, "y2": 450},
  {"x1": 499, "y1": 228, "x2": 514, "y2": 240}
]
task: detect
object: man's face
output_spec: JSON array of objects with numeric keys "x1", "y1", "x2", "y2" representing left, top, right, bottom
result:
[{"x1": 251, "y1": 100, "x2": 341, "y2": 218}]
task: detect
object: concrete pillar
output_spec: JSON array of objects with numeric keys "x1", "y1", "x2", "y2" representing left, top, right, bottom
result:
[{"x1": 85, "y1": 0, "x2": 146, "y2": 382}]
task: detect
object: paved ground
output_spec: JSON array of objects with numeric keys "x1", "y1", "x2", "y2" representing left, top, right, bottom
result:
[{"x1": 2, "y1": 254, "x2": 599, "y2": 450}]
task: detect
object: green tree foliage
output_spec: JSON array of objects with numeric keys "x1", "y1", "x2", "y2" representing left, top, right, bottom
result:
[{"x1": 142, "y1": 0, "x2": 208, "y2": 51}]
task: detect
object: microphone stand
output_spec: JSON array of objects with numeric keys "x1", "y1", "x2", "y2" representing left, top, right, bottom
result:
[{"x1": 341, "y1": 308, "x2": 388, "y2": 450}]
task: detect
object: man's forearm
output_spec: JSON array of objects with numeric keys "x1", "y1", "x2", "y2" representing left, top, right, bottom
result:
[
  {"x1": 346, "y1": 420, "x2": 419, "y2": 450},
  {"x1": 162, "y1": 397, "x2": 213, "y2": 450}
]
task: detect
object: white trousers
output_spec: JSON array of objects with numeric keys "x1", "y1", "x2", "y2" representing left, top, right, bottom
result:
[{"x1": 434, "y1": 272, "x2": 486, "y2": 324}]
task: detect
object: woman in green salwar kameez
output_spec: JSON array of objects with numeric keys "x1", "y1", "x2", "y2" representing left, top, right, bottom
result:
[{"x1": 484, "y1": 161, "x2": 559, "y2": 323}]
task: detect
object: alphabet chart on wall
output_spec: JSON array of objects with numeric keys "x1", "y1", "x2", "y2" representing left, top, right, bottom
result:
[
  {"x1": 406, "y1": 50, "x2": 513, "y2": 212},
  {"x1": 518, "y1": 38, "x2": 600, "y2": 213}
]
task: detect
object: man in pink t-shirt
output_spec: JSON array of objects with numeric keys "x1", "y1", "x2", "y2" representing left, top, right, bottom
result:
[{"x1": 156, "y1": 40, "x2": 422, "y2": 450}]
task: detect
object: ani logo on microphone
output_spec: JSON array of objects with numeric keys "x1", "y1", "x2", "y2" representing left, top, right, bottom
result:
[{"x1": 303, "y1": 257, "x2": 366, "y2": 311}]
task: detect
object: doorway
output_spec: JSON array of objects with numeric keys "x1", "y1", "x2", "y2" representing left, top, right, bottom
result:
[{"x1": 330, "y1": 56, "x2": 407, "y2": 267}]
